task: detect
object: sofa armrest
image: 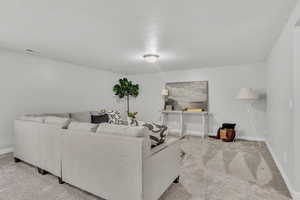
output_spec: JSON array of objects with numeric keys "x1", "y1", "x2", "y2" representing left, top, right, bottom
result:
[{"x1": 143, "y1": 136, "x2": 182, "y2": 200}]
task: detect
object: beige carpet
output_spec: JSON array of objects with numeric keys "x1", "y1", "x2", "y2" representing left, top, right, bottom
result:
[{"x1": 0, "y1": 137, "x2": 291, "y2": 200}]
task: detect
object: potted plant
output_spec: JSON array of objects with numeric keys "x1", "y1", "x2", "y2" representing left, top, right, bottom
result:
[
  {"x1": 127, "y1": 112, "x2": 138, "y2": 126},
  {"x1": 113, "y1": 77, "x2": 139, "y2": 115}
]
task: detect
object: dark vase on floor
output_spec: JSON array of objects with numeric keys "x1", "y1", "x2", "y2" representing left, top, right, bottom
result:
[
  {"x1": 211, "y1": 123, "x2": 236, "y2": 142},
  {"x1": 222, "y1": 129, "x2": 236, "y2": 142}
]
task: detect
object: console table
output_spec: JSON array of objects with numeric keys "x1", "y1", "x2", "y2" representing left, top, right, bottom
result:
[{"x1": 161, "y1": 111, "x2": 209, "y2": 138}]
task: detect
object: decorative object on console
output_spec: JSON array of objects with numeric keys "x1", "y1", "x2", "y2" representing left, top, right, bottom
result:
[
  {"x1": 188, "y1": 101, "x2": 204, "y2": 110},
  {"x1": 113, "y1": 78, "x2": 139, "y2": 114},
  {"x1": 165, "y1": 98, "x2": 175, "y2": 111},
  {"x1": 185, "y1": 108, "x2": 203, "y2": 112},
  {"x1": 161, "y1": 89, "x2": 169, "y2": 96},
  {"x1": 165, "y1": 105, "x2": 173, "y2": 111}
]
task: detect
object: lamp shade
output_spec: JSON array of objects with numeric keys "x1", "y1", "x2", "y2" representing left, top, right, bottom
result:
[
  {"x1": 236, "y1": 88, "x2": 258, "y2": 100},
  {"x1": 161, "y1": 89, "x2": 169, "y2": 96}
]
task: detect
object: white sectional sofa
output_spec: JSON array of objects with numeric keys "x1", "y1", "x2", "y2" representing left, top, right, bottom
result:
[{"x1": 14, "y1": 112, "x2": 182, "y2": 200}]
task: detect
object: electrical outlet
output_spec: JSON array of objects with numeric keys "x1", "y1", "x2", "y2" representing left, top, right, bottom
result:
[{"x1": 283, "y1": 152, "x2": 288, "y2": 164}]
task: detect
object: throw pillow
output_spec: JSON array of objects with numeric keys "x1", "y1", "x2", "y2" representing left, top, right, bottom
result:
[
  {"x1": 139, "y1": 121, "x2": 168, "y2": 147},
  {"x1": 91, "y1": 114, "x2": 109, "y2": 124},
  {"x1": 106, "y1": 110, "x2": 121, "y2": 124}
]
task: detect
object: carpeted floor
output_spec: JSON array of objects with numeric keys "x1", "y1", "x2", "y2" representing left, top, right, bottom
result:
[{"x1": 0, "y1": 137, "x2": 292, "y2": 200}]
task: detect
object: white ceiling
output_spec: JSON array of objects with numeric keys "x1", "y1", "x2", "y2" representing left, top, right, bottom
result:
[{"x1": 0, "y1": 0, "x2": 297, "y2": 74}]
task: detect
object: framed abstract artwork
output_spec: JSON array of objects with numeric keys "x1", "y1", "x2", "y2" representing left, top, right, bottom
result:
[{"x1": 165, "y1": 81, "x2": 209, "y2": 111}]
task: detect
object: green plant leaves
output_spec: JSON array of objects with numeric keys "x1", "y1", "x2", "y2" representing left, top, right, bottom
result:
[
  {"x1": 128, "y1": 112, "x2": 138, "y2": 118},
  {"x1": 113, "y1": 78, "x2": 139, "y2": 99}
]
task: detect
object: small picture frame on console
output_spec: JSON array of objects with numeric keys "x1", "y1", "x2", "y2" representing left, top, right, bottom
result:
[{"x1": 165, "y1": 105, "x2": 173, "y2": 111}]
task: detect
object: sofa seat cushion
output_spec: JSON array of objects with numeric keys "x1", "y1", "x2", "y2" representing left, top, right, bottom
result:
[
  {"x1": 68, "y1": 121, "x2": 99, "y2": 132},
  {"x1": 44, "y1": 116, "x2": 70, "y2": 128},
  {"x1": 97, "y1": 123, "x2": 147, "y2": 137}
]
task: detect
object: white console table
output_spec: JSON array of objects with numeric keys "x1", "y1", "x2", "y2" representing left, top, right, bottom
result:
[{"x1": 161, "y1": 110, "x2": 209, "y2": 138}]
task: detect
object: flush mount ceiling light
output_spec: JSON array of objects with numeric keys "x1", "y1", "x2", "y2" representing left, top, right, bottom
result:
[
  {"x1": 143, "y1": 54, "x2": 159, "y2": 63},
  {"x1": 25, "y1": 49, "x2": 35, "y2": 53}
]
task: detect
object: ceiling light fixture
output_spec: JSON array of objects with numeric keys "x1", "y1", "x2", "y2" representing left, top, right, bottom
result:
[
  {"x1": 143, "y1": 54, "x2": 159, "y2": 63},
  {"x1": 25, "y1": 49, "x2": 34, "y2": 52}
]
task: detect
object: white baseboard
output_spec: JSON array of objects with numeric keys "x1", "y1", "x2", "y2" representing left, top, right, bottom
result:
[
  {"x1": 237, "y1": 136, "x2": 265, "y2": 141},
  {"x1": 170, "y1": 129, "x2": 265, "y2": 141},
  {"x1": 0, "y1": 147, "x2": 14, "y2": 155},
  {"x1": 266, "y1": 141, "x2": 300, "y2": 200},
  {"x1": 208, "y1": 132, "x2": 265, "y2": 141}
]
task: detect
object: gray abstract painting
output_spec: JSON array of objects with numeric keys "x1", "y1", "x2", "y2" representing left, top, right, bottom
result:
[{"x1": 165, "y1": 81, "x2": 209, "y2": 111}]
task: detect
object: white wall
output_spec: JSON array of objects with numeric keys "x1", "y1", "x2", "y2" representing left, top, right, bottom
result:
[
  {"x1": 126, "y1": 63, "x2": 266, "y2": 140},
  {"x1": 0, "y1": 49, "x2": 120, "y2": 152},
  {"x1": 266, "y1": 0, "x2": 300, "y2": 197},
  {"x1": 294, "y1": 28, "x2": 300, "y2": 195}
]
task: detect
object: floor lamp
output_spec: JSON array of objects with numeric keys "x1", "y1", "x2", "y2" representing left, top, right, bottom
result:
[{"x1": 236, "y1": 88, "x2": 259, "y2": 140}]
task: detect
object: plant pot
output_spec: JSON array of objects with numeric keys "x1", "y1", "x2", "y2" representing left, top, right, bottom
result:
[{"x1": 127, "y1": 117, "x2": 138, "y2": 126}]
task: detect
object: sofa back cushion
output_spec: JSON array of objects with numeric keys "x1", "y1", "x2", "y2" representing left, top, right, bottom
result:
[
  {"x1": 44, "y1": 116, "x2": 70, "y2": 128},
  {"x1": 70, "y1": 112, "x2": 91, "y2": 123},
  {"x1": 42, "y1": 113, "x2": 70, "y2": 118},
  {"x1": 19, "y1": 116, "x2": 45, "y2": 123},
  {"x1": 24, "y1": 113, "x2": 70, "y2": 118},
  {"x1": 68, "y1": 121, "x2": 99, "y2": 132},
  {"x1": 97, "y1": 123, "x2": 147, "y2": 137}
]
